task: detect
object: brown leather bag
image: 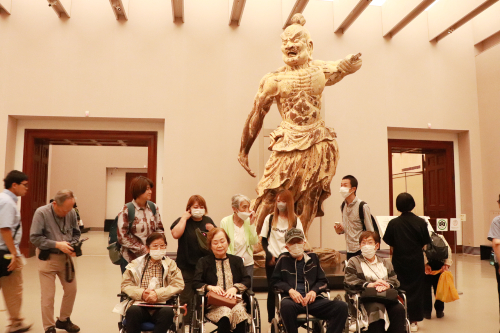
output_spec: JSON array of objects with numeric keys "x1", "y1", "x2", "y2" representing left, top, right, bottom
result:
[{"x1": 206, "y1": 291, "x2": 238, "y2": 309}]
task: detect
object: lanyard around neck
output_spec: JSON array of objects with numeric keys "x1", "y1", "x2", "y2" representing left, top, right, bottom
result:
[{"x1": 51, "y1": 205, "x2": 67, "y2": 234}]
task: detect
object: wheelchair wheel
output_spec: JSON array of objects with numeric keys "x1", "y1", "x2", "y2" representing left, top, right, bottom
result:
[
  {"x1": 252, "y1": 298, "x2": 261, "y2": 333},
  {"x1": 176, "y1": 312, "x2": 184, "y2": 333},
  {"x1": 190, "y1": 306, "x2": 200, "y2": 333},
  {"x1": 270, "y1": 318, "x2": 280, "y2": 333}
]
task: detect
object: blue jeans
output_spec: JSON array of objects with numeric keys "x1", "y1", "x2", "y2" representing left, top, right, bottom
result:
[{"x1": 245, "y1": 265, "x2": 254, "y2": 290}]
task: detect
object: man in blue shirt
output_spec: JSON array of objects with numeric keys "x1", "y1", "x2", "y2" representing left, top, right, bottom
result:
[{"x1": 0, "y1": 170, "x2": 32, "y2": 333}]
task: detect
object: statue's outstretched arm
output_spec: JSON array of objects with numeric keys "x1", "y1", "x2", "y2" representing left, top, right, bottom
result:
[
  {"x1": 313, "y1": 53, "x2": 362, "y2": 86},
  {"x1": 238, "y1": 75, "x2": 279, "y2": 177}
]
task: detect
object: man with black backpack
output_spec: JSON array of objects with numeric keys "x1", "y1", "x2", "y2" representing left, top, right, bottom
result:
[{"x1": 334, "y1": 175, "x2": 378, "y2": 260}]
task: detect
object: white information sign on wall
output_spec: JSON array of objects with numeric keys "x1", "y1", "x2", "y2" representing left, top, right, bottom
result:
[
  {"x1": 450, "y1": 218, "x2": 461, "y2": 231},
  {"x1": 436, "y1": 218, "x2": 448, "y2": 231}
]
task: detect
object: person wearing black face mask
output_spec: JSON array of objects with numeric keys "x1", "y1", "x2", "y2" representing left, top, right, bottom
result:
[{"x1": 383, "y1": 193, "x2": 431, "y2": 332}]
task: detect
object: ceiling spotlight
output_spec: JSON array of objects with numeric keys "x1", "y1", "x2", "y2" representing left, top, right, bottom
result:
[
  {"x1": 114, "y1": 2, "x2": 122, "y2": 11},
  {"x1": 48, "y1": 0, "x2": 58, "y2": 7},
  {"x1": 447, "y1": 28, "x2": 454, "y2": 34}
]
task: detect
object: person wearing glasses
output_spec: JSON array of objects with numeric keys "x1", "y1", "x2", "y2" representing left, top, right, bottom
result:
[
  {"x1": 120, "y1": 232, "x2": 184, "y2": 333},
  {"x1": 0, "y1": 170, "x2": 32, "y2": 333}
]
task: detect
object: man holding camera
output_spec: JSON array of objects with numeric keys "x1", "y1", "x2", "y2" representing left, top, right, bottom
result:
[{"x1": 30, "y1": 190, "x2": 81, "y2": 333}]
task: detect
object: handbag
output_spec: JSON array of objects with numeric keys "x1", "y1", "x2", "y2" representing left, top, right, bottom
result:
[
  {"x1": 195, "y1": 228, "x2": 211, "y2": 256},
  {"x1": 206, "y1": 291, "x2": 238, "y2": 309},
  {"x1": 360, "y1": 287, "x2": 399, "y2": 305},
  {"x1": 0, "y1": 224, "x2": 21, "y2": 277}
]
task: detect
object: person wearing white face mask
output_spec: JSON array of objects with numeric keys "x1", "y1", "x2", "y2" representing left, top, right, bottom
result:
[
  {"x1": 120, "y1": 232, "x2": 184, "y2": 333},
  {"x1": 344, "y1": 231, "x2": 405, "y2": 333},
  {"x1": 220, "y1": 194, "x2": 259, "y2": 289},
  {"x1": 271, "y1": 228, "x2": 348, "y2": 333},
  {"x1": 259, "y1": 189, "x2": 305, "y2": 325},
  {"x1": 334, "y1": 175, "x2": 377, "y2": 260},
  {"x1": 171, "y1": 195, "x2": 215, "y2": 326}
]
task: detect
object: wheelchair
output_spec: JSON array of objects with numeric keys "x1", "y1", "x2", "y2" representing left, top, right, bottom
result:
[
  {"x1": 270, "y1": 287, "x2": 349, "y2": 333},
  {"x1": 344, "y1": 290, "x2": 410, "y2": 333},
  {"x1": 117, "y1": 292, "x2": 187, "y2": 333},
  {"x1": 190, "y1": 289, "x2": 261, "y2": 333}
]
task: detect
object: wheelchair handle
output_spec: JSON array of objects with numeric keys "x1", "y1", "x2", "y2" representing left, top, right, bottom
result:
[{"x1": 177, "y1": 303, "x2": 188, "y2": 316}]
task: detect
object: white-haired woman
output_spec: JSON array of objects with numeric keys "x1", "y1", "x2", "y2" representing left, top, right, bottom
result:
[{"x1": 220, "y1": 194, "x2": 258, "y2": 289}]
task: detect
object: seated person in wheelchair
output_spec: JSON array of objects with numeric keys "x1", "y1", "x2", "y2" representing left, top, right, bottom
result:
[
  {"x1": 193, "y1": 227, "x2": 251, "y2": 333},
  {"x1": 344, "y1": 231, "x2": 405, "y2": 333},
  {"x1": 271, "y1": 228, "x2": 348, "y2": 333},
  {"x1": 121, "y1": 232, "x2": 184, "y2": 333}
]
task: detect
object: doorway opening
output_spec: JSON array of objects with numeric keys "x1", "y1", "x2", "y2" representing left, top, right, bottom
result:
[
  {"x1": 388, "y1": 139, "x2": 458, "y2": 252},
  {"x1": 21, "y1": 129, "x2": 157, "y2": 256}
]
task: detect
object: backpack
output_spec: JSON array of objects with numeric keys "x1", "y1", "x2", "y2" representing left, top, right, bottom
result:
[
  {"x1": 340, "y1": 201, "x2": 380, "y2": 236},
  {"x1": 107, "y1": 201, "x2": 157, "y2": 265},
  {"x1": 425, "y1": 231, "x2": 449, "y2": 262}
]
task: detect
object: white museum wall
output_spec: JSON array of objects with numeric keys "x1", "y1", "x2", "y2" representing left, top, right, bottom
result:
[
  {"x1": 0, "y1": 0, "x2": 492, "y2": 251},
  {"x1": 105, "y1": 167, "x2": 148, "y2": 220},
  {"x1": 47, "y1": 145, "x2": 148, "y2": 228},
  {"x1": 476, "y1": 43, "x2": 500, "y2": 244}
]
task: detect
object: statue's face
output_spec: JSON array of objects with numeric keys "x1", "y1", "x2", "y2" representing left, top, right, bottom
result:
[{"x1": 281, "y1": 27, "x2": 312, "y2": 67}]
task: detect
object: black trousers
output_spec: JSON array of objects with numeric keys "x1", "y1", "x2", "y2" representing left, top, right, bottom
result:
[
  {"x1": 180, "y1": 268, "x2": 195, "y2": 325},
  {"x1": 265, "y1": 261, "x2": 276, "y2": 323},
  {"x1": 125, "y1": 305, "x2": 174, "y2": 333},
  {"x1": 346, "y1": 251, "x2": 361, "y2": 261},
  {"x1": 423, "y1": 273, "x2": 444, "y2": 315},
  {"x1": 495, "y1": 263, "x2": 500, "y2": 311},
  {"x1": 216, "y1": 317, "x2": 246, "y2": 333},
  {"x1": 281, "y1": 298, "x2": 348, "y2": 333},
  {"x1": 366, "y1": 302, "x2": 406, "y2": 333}
]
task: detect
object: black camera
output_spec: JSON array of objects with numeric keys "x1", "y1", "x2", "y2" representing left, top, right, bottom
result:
[{"x1": 71, "y1": 238, "x2": 88, "y2": 257}]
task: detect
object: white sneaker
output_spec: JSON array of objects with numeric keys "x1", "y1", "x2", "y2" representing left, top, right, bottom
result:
[{"x1": 410, "y1": 322, "x2": 418, "y2": 332}]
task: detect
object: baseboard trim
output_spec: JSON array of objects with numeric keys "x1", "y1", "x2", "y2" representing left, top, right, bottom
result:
[
  {"x1": 90, "y1": 227, "x2": 105, "y2": 231},
  {"x1": 456, "y1": 245, "x2": 463, "y2": 253},
  {"x1": 463, "y1": 246, "x2": 480, "y2": 255}
]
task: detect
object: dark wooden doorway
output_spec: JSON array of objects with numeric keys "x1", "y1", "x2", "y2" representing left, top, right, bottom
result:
[
  {"x1": 21, "y1": 129, "x2": 157, "y2": 257},
  {"x1": 388, "y1": 139, "x2": 457, "y2": 251},
  {"x1": 125, "y1": 172, "x2": 148, "y2": 204}
]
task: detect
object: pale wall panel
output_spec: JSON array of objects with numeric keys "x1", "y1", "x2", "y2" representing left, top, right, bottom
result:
[{"x1": 472, "y1": 1, "x2": 500, "y2": 44}]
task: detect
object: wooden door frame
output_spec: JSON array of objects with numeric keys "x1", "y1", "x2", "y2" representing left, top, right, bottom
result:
[
  {"x1": 388, "y1": 139, "x2": 455, "y2": 217},
  {"x1": 21, "y1": 129, "x2": 157, "y2": 256}
]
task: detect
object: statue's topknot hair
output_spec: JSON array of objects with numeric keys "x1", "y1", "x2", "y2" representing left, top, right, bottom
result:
[{"x1": 290, "y1": 13, "x2": 306, "y2": 26}]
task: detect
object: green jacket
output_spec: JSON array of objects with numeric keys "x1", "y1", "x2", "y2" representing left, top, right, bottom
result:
[{"x1": 220, "y1": 214, "x2": 259, "y2": 260}]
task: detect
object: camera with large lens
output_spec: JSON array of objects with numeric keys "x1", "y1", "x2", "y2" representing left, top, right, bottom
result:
[{"x1": 71, "y1": 238, "x2": 88, "y2": 257}]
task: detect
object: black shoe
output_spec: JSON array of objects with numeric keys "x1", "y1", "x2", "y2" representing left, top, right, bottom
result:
[
  {"x1": 45, "y1": 327, "x2": 56, "y2": 333},
  {"x1": 55, "y1": 318, "x2": 80, "y2": 332},
  {"x1": 436, "y1": 311, "x2": 444, "y2": 318},
  {"x1": 423, "y1": 313, "x2": 431, "y2": 320}
]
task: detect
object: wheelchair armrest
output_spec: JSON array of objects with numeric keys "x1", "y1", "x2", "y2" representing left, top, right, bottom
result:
[
  {"x1": 273, "y1": 287, "x2": 285, "y2": 295},
  {"x1": 397, "y1": 289, "x2": 406, "y2": 295},
  {"x1": 244, "y1": 289, "x2": 255, "y2": 297},
  {"x1": 197, "y1": 289, "x2": 207, "y2": 296},
  {"x1": 117, "y1": 292, "x2": 128, "y2": 298}
]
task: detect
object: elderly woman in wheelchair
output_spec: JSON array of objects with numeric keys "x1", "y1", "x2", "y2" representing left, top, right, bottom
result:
[
  {"x1": 192, "y1": 227, "x2": 254, "y2": 333},
  {"x1": 270, "y1": 228, "x2": 348, "y2": 333},
  {"x1": 344, "y1": 231, "x2": 407, "y2": 333},
  {"x1": 117, "y1": 232, "x2": 185, "y2": 333}
]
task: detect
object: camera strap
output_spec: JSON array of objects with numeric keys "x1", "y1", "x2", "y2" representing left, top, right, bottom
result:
[{"x1": 65, "y1": 255, "x2": 75, "y2": 283}]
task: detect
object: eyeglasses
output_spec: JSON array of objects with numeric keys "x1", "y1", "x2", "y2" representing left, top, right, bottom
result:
[
  {"x1": 19, "y1": 183, "x2": 28, "y2": 189},
  {"x1": 150, "y1": 245, "x2": 167, "y2": 250}
]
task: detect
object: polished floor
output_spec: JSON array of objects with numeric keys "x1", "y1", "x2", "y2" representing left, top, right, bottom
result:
[{"x1": 0, "y1": 231, "x2": 498, "y2": 332}]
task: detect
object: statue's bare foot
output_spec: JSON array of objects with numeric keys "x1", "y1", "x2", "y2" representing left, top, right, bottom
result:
[{"x1": 238, "y1": 153, "x2": 256, "y2": 177}]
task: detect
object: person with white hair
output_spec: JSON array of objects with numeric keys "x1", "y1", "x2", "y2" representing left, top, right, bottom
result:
[{"x1": 220, "y1": 194, "x2": 258, "y2": 289}]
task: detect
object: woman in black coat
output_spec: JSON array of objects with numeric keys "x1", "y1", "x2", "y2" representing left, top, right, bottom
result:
[
  {"x1": 383, "y1": 193, "x2": 431, "y2": 332},
  {"x1": 193, "y1": 228, "x2": 251, "y2": 333}
]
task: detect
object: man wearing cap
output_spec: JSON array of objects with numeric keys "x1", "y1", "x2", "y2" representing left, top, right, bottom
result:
[{"x1": 271, "y1": 228, "x2": 348, "y2": 333}]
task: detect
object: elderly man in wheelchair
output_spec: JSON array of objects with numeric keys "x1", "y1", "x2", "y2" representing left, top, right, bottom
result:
[
  {"x1": 344, "y1": 231, "x2": 408, "y2": 333},
  {"x1": 116, "y1": 232, "x2": 185, "y2": 333},
  {"x1": 270, "y1": 228, "x2": 348, "y2": 333},
  {"x1": 191, "y1": 227, "x2": 260, "y2": 333}
]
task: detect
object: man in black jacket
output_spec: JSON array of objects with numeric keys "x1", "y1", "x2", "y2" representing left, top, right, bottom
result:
[{"x1": 271, "y1": 229, "x2": 348, "y2": 333}]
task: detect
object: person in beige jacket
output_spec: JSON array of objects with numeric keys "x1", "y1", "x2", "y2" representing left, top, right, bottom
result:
[{"x1": 119, "y1": 232, "x2": 184, "y2": 333}]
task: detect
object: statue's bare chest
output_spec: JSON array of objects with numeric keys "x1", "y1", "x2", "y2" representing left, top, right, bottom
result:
[{"x1": 276, "y1": 67, "x2": 326, "y2": 98}]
